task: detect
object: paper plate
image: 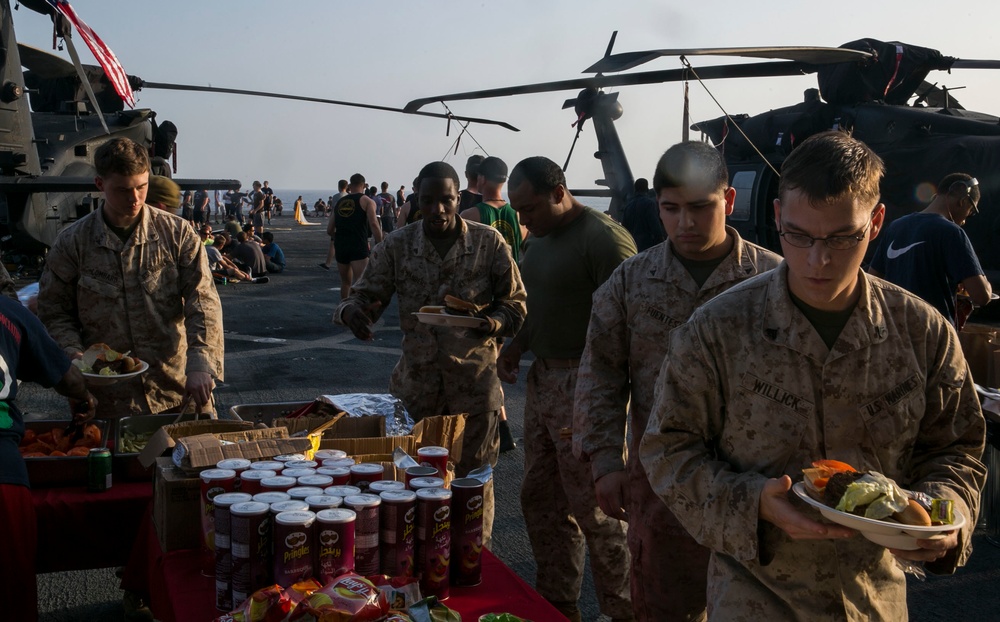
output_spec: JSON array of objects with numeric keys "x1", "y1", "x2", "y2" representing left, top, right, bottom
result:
[
  {"x1": 414, "y1": 312, "x2": 488, "y2": 329},
  {"x1": 791, "y1": 482, "x2": 964, "y2": 549},
  {"x1": 75, "y1": 360, "x2": 149, "y2": 386}
]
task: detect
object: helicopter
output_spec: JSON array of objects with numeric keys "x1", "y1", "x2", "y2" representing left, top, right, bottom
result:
[
  {"x1": 0, "y1": 0, "x2": 516, "y2": 262},
  {"x1": 404, "y1": 33, "x2": 1000, "y2": 286}
]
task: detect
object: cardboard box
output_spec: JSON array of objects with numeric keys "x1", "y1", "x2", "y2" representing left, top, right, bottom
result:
[
  {"x1": 152, "y1": 457, "x2": 202, "y2": 551},
  {"x1": 172, "y1": 427, "x2": 314, "y2": 470},
  {"x1": 316, "y1": 413, "x2": 466, "y2": 461},
  {"x1": 138, "y1": 419, "x2": 255, "y2": 468},
  {"x1": 414, "y1": 414, "x2": 467, "y2": 464}
]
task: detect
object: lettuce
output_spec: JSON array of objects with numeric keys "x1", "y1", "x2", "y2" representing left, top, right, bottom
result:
[{"x1": 834, "y1": 472, "x2": 908, "y2": 519}]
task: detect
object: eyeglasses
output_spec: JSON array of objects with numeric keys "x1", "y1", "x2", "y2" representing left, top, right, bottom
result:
[{"x1": 778, "y1": 221, "x2": 872, "y2": 250}]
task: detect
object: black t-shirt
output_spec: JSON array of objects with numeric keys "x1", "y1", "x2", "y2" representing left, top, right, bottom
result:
[
  {"x1": 459, "y1": 189, "x2": 482, "y2": 211},
  {"x1": 0, "y1": 297, "x2": 72, "y2": 487}
]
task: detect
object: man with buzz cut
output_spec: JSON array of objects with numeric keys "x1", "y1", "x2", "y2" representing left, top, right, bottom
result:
[
  {"x1": 499, "y1": 156, "x2": 636, "y2": 622},
  {"x1": 869, "y1": 172, "x2": 992, "y2": 327},
  {"x1": 574, "y1": 141, "x2": 782, "y2": 622},
  {"x1": 640, "y1": 131, "x2": 985, "y2": 621},
  {"x1": 330, "y1": 173, "x2": 383, "y2": 300}
]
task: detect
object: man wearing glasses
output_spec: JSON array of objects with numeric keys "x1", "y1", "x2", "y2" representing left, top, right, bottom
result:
[
  {"x1": 869, "y1": 173, "x2": 992, "y2": 327},
  {"x1": 640, "y1": 131, "x2": 985, "y2": 620}
]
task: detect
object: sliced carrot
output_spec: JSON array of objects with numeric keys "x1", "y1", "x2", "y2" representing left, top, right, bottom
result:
[{"x1": 812, "y1": 459, "x2": 856, "y2": 472}]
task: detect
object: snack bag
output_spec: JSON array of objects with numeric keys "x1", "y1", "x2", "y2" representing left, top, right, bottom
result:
[
  {"x1": 368, "y1": 575, "x2": 422, "y2": 611},
  {"x1": 287, "y1": 573, "x2": 389, "y2": 622},
  {"x1": 214, "y1": 585, "x2": 292, "y2": 622},
  {"x1": 385, "y1": 614, "x2": 417, "y2": 622},
  {"x1": 406, "y1": 596, "x2": 461, "y2": 622}
]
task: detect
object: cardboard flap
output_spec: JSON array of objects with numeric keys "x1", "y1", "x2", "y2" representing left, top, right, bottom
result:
[
  {"x1": 172, "y1": 428, "x2": 312, "y2": 470},
  {"x1": 413, "y1": 414, "x2": 467, "y2": 464},
  {"x1": 138, "y1": 419, "x2": 253, "y2": 468}
]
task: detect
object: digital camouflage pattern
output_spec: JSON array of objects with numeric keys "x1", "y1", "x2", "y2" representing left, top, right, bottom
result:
[
  {"x1": 640, "y1": 265, "x2": 986, "y2": 622},
  {"x1": 335, "y1": 218, "x2": 525, "y2": 418},
  {"x1": 574, "y1": 229, "x2": 781, "y2": 622},
  {"x1": 38, "y1": 205, "x2": 224, "y2": 418},
  {"x1": 521, "y1": 362, "x2": 632, "y2": 619}
]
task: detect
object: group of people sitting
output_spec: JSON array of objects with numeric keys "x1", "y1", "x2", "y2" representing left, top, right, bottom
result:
[{"x1": 197, "y1": 222, "x2": 286, "y2": 284}]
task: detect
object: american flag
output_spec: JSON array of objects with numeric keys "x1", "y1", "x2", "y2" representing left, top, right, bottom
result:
[{"x1": 45, "y1": 0, "x2": 135, "y2": 108}]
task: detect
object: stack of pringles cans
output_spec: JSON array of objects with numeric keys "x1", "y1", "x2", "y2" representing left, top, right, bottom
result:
[{"x1": 197, "y1": 446, "x2": 489, "y2": 612}]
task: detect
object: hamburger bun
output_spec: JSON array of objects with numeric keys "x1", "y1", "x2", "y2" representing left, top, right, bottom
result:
[
  {"x1": 444, "y1": 295, "x2": 485, "y2": 316},
  {"x1": 893, "y1": 499, "x2": 932, "y2": 527},
  {"x1": 419, "y1": 305, "x2": 446, "y2": 314}
]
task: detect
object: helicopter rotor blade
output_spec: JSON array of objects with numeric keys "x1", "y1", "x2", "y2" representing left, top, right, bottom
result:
[
  {"x1": 17, "y1": 43, "x2": 76, "y2": 78},
  {"x1": 584, "y1": 46, "x2": 872, "y2": 74},
  {"x1": 139, "y1": 81, "x2": 519, "y2": 132},
  {"x1": 406, "y1": 60, "x2": 817, "y2": 112},
  {"x1": 949, "y1": 59, "x2": 1000, "y2": 70}
]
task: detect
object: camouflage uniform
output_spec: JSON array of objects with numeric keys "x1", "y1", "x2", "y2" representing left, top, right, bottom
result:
[
  {"x1": 38, "y1": 205, "x2": 224, "y2": 419},
  {"x1": 640, "y1": 265, "x2": 986, "y2": 622},
  {"x1": 334, "y1": 218, "x2": 526, "y2": 547},
  {"x1": 574, "y1": 229, "x2": 781, "y2": 622},
  {"x1": 522, "y1": 361, "x2": 632, "y2": 618}
]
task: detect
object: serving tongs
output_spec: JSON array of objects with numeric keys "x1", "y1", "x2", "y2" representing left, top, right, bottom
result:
[
  {"x1": 61, "y1": 396, "x2": 96, "y2": 441},
  {"x1": 170, "y1": 394, "x2": 219, "y2": 424}
]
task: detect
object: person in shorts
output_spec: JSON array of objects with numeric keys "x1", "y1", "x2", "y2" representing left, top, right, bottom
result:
[{"x1": 330, "y1": 173, "x2": 383, "y2": 300}]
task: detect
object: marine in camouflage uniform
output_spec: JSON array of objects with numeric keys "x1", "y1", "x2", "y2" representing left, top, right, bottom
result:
[
  {"x1": 334, "y1": 215, "x2": 526, "y2": 547},
  {"x1": 38, "y1": 205, "x2": 224, "y2": 418},
  {"x1": 639, "y1": 265, "x2": 985, "y2": 621},
  {"x1": 574, "y1": 227, "x2": 781, "y2": 621}
]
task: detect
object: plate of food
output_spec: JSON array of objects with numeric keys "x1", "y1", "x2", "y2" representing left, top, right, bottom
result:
[
  {"x1": 413, "y1": 295, "x2": 489, "y2": 329},
  {"x1": 72, "y1": 343, "x2": 149, "y2": 386},
  {"x1": 793, "y1": 460, "x2": 964, "y2": 550}
]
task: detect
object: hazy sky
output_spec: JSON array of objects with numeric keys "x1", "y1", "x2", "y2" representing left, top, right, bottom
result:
[{"x1": 14, "y1": 0, "x2": 1000, "y2": 192}]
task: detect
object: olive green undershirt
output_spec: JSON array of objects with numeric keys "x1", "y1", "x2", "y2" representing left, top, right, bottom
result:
[
  {"x1": 789, "y1": 290, "x2": 856, "y2": 350},
  {"x1": 674, "y1": 250, "x2": 728, "y2": 289},
  {"x1": 102, "y1": 210, "x2": 139, "y2": 243}
]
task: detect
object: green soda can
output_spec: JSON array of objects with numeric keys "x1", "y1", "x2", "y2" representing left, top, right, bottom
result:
[{"x1": 87, "y1": 447, "x2": 112, "y2": 492}]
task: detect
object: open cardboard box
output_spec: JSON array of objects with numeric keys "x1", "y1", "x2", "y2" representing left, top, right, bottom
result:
[
  {"x1": 168, "y1": 417, "x2": 343, "y2": 471},
  {"x1": 316, "y1": 413, "x2": 467, "y2": 461},
  {"x1": 138, "y1": 419, "x2": 254, "y2": 468},
  {"x1": 152, "y1": 457, "x2": 202, "y2": 551}
]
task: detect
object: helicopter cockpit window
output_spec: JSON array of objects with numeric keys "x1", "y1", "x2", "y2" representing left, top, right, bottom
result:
[{"x1": 730, "y1": 171, "x2": 755, "y2": 222}]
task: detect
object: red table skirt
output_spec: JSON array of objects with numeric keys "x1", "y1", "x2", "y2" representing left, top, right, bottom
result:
[
  {"x1": 123, "y1": 510, "x2": 567, "y2": 622},
  {"x1": 31, "y1": 481, "x2": 152, "y2": 573}
]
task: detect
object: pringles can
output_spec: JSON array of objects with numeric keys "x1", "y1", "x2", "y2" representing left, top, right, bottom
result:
[
  {"x1": 369, "y1": 480, "x2": 406, "y2": 494},
  {"x1": 315, "y1": 508, "x2": 356, "y2": 583},
  {"x1": 408, "y1": 476, "x2": 445, "y2": 492},
  {"x1": 252, "y1": 492, "x2": 291, "y2": 506},
  {"x1": 404, "y1": 466, "x2": 437, "y2": 489},
  {"x1": 199, "y1": 468, "x2": 237, "y2": 575},
  {"x1": 416, "y1": 446, "x2": 449, "y2": 479},
  {"x1": 416, "y1": 487, "x2": 452, "y2": 600},
  {"x1": 450, "y1": 478, "x2": 485, "y2": 586},
  {"x1": 380, "y1": 489, "x2": 416, "y2": 577},
  {"x1": 350, "y1": 463, "x2": 385, "y2": 490},
  {"x1": 314, "y1": 449, "x2": 348, "y2": 461},
  {"x1": 343, "y1": 493, "x2": 381, "y2": 575},
  {"x1": 272, "y1": 510, "x2": 316, "y2": 587},
  {"x1": 229, "y1": 501, "x2": 271, "y2": 608},
  {"x1": 213, "y1": 492, "x2": 252, "y2": 611},
  {"x1": 316, "y1": 466, "x2": 351, "y2": 485},
  {"x1": 239, "y1": 469, "x2": 276, "y2": 496}
]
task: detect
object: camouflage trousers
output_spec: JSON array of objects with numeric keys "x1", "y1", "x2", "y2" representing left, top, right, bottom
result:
[
  {"x1": 520, "y1": 361, "x2": 632, "y2": 618},
  {"x1": 458, "y1": 409, "x2": 500, "y2": 550},
  {"x1": 628, "y1": 455, "x2": 709, "y2": 622}
]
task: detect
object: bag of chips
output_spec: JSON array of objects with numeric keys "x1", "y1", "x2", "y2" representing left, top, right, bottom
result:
[
  {"x1": 214, "y1": 585, "x2": 291, "y2": 622},
  {"x1": 287, "y1": 573, "x2": 389, "y2": 622}
]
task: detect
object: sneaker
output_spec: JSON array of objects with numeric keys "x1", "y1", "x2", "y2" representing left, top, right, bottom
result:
[
  {"x1": 318, "y1": 263, "x2": 330, "y2": 270},
  {"x1": 252, "y1": 276, "x2": 269, "y2": 284}
]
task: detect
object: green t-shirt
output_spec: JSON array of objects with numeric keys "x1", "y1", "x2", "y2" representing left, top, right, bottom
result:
[
  {"x1": 789, "y1": 290, "x2": 857, "y2": 350},
  {"x1": 674, "y1": 249, "x2": 728, "y2": 289},
  {"x1": 476, "y1": 202, "x2": 523, "y2": 262},
  {"x1": 520, "y1": 207, "x2": 637, "y2": 358}
]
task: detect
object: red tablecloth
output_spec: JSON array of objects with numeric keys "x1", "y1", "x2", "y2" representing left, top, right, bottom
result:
[
  {"x1": 31, "y1": 481, "x2": 153, "y2": 573},
  {"x1": 123, "y1": 511, "x2": 567, "y2": 621}
]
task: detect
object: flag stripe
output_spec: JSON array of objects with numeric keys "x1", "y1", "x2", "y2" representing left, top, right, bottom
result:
[{"x1": 46, "y1": 0, "x2": 135, "y2": 108}]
